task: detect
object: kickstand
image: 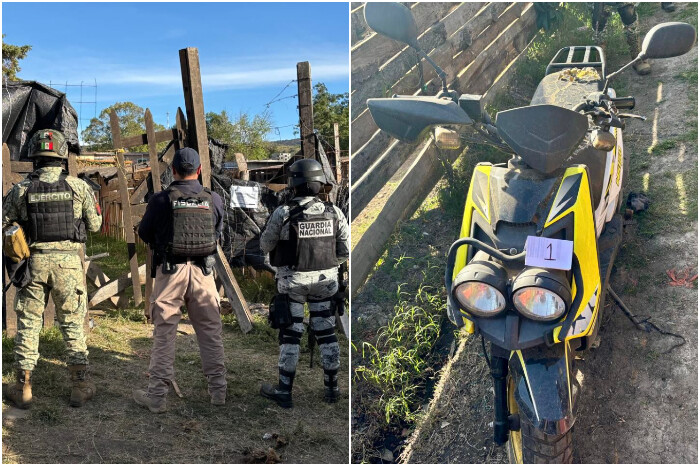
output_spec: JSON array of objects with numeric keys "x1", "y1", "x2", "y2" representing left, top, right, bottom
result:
[{"x1": 607, "y1": 285, "x2": 686, "y2": 353}]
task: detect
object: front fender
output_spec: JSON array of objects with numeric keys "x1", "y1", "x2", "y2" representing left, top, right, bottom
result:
[{"x1": 509, "y1": 343, "x2": 576, "y2": 436}]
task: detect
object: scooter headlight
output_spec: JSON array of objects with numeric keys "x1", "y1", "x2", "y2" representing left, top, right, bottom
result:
[
  {"x1": 452, "y1": 259, "x2": 508, "y2": 317},
  {"x1": 511, "y1": 268, "x2": 572, "y2": 321},
  {"x1": 454, "y1": 282, "x2": 506, "y2": 316}
]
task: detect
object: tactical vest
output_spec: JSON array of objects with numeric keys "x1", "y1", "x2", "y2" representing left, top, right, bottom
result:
[
  {"x1": 270, "y1": 198, "x2": 339, "y2": 272},
  {"x1": 25, "y1": 173, "x2": 86, "y2": 243},
  {"x1": 165, "y1": 186, "x2": 217, "y2": 258}
]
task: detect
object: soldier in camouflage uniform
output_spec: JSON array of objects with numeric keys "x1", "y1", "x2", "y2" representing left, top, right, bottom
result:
[
  {"x1": 591, "y1": 2, "x2": 651, "y2": 75},
  {"x1": 259, "y1": 159, "x2": 349, "y2": 408},
  {"x1": 2, "y1": 129, "x2": 102, "y2": 409}
]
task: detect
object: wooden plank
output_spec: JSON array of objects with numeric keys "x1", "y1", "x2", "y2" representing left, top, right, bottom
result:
[
  {"x1": 144, "y1": 109, "x2": 162, "y2": 193},
  {"x1": 296, "y1": 61, "x2": 315, "y2": 159},
  {"x1": 455, "y1": 4, "x2": 536, "y2": 92},
  {"x1": 114, "y1": 149, "x2": 143, "y2": 306},
  {"x1": 3, "y1": 143, "x2": 12, "y2": 194},
  {"x1": 351, "y1": 5, "x2": 536, "y2": 198},
  {"x1": 3, "y1": 265, "x2": 17, "y2": 337},
  {"x1": 179, "y1": 47, "x2": 211, "y2": 188},
  {"x1": 85, "y1": 261, "x2": 119, "y2": 306},
  {"x1": 351, "y1": 2, "x2": 456, "y2": 89},
  {"x1": 214, "y1": 245, "x2": 253, "y2": 333},
  {"x1": 350, "y1": 139, "x2": 419, "y2": 219},
  {"x1": 120, "y1": 128, "x2": 177, "y2": 149},
  {"x1": 350, "y1": 2, "x2": 519, "y2": 153},
  {"x1": 67, "y1": 153, "x2": 78, "y2": 177},
  {"x1": 352, "y1": 2, "x2": 518, "y2": 122},
  {"x1": 391, "y1": 2, "x2": 513, "y2": 98},
  {"x1": 175, "y1": 107, "x2": 187, "y2": 149},
  {"x1": 351, "y1": 3, "x2": 486, "y2": 120},
  {"x1": 351, "y1": 140, "x2": 461, "y2": 297},
  {"x1": 144, "y1": 246, "x2": 153, "y2": 321},
  {"x1": 43, "y1": 293, "x2": 56, "y2": 329},
  {"x1": 350, "y1": 108, "x2": 377, "y2": 153},
  {"x1": 10, "y1": 161, "x2": 33, "y2": 173},
  {"x1": 333, "y1": 122, "x2": 342, "y2": 183},
  {"x1": 350, "y1": 128, "x2": 390, "y2": 182},
  {"x1": 130, "y1": 143, "x2": 176, "y2": 204},
  {"x1": 88, "y1": 264, "x2": 147, "y2": 307}
]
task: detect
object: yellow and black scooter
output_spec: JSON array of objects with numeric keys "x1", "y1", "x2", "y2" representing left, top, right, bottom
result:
[{"x1": 363, "y1": 3, "x2": 696, "y2": 463}]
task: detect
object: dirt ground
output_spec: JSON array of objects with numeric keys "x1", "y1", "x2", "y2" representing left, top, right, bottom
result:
[
  {"x1": 2, "y1": 239, "x2": 349, "y2": 463},
  {"x1": 353, "y1": 3, "x2": 698, "y2": 464}
]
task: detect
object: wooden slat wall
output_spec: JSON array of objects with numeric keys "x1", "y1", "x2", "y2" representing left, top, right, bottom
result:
[{"x1": 350, "y1": 2, "x2": 538, "y2": 296}]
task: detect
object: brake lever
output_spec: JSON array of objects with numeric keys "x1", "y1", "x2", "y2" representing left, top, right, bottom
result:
[{"x1": 618, "y1": 113, "x2": 647, "y2": 121}]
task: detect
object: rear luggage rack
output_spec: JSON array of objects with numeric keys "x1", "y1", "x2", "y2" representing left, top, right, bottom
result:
[{"x1": 546, "y1": 46, "x2": 606, "y2": 79}]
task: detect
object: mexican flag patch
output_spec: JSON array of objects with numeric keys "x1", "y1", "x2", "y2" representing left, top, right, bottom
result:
[{"x1": 40, "y1": 142, "x2": 53, "y2": 150}]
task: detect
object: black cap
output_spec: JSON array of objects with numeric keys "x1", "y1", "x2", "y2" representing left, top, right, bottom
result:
[{"x1": 173, "y1": 148, "x2": 200, "y2": 172}]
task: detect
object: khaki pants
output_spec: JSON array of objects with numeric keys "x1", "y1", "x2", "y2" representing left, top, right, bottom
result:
[{"x1": 147, "y1": 261, "x2": 226, "y2": 399}]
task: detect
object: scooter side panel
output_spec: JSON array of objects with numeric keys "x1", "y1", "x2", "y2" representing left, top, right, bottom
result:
[
  {"x1": 544, "y1": 166, "x2": 602, "y2": 343},
  {"x1": 453, "y1": 164, "x2": 493, "y2": 334}
]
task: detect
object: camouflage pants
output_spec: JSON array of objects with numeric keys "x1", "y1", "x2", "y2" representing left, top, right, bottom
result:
[
  {"x1": 14, "y1": 251, "x2": 88, "y2": 370},
  {"x1": 277, "y1": 272, "x2": 340, "y2": 388}
]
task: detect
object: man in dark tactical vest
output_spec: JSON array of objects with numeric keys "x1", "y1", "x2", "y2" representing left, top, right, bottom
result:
[
  {"x1": 133, "y1": 148, "x2": 226, "y2": 413},
  {"x1": 259, "y1": 158, "x2": 350, "y2": 408},
  {"x1": 2, "y1": 129, "x2": 102, "y2": 409}
]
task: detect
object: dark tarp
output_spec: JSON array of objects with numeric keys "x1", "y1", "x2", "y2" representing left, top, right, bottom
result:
[{"x1": 2, "y1": 80, "x2": 80, "y2": 160}]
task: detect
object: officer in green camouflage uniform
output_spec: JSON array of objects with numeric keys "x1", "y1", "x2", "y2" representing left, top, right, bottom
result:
[
  {"x1": 591, "y1": 2, "x2": 651, "y2": 75},
  {"x1": 2, "y1": 129, "x2": 102, "y2": 409},
  {"x1": 259, "y1": 159, "x2": 349, "y2": 408}
]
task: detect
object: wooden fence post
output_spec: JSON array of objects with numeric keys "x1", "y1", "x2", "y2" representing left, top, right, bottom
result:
[
  {"x1": 111, "y1": 110, "x2": 143, "y2": 307},
  {"x1": 179, "y1": 47, "x2": 211, "y2": 188},
  {"x1": 296, "y1": 61, "x2": 315, "y2": 158},
  {"x1": 3, "y1": 143, "x2": 18, "y2": 336},
  {"x1": 145, "y1": 109, "x2": 161, "y2": 193},
  {"x1": 333, "y1": 122, "x2": 342, "y2": 182}
]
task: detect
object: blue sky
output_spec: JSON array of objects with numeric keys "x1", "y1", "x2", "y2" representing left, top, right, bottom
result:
[{"x1": 2, "y1": 2, "x2": 349, "y2": 141}]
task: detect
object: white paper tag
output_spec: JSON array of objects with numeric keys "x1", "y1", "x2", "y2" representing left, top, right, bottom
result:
[
  {"x1": 230, "y1": 185, "x2": 259, "y2": 209},
  {"x1": 525, "y1": 236, "x2": 574, "y2": 271}
]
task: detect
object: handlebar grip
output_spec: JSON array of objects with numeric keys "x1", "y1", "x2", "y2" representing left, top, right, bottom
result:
[{"x1": 611, "y1": 96, "x2": 635, "y2": 110}]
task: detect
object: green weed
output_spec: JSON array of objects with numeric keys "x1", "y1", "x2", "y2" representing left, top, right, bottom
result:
[{"x1": 354, "y1": 284, "x2": 444, "y2": 424}]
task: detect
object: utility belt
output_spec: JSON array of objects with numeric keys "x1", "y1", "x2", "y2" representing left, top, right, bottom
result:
[{"x1": 152, "y1": 251, "x2": 216, "y2": 277}]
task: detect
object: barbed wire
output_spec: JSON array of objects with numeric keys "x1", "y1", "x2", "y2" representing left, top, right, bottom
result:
[{"x1": 264, "y1": 79, "x2": 297, "y2": 108}]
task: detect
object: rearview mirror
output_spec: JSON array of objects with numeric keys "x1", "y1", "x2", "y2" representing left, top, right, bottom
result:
[
  {"x1": 641, "y1": 22, "x2": 696, "y2": 59},
  {"x1": 364, "y1": 2, "x2": 420, "y2": 49}
]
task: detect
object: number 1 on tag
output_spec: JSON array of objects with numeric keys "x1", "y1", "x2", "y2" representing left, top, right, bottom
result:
[{"x1": 525, "y1": 236, "x2": 574, "y2": 271}]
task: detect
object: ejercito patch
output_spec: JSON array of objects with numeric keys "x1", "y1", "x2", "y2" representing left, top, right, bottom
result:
[
  {"x1": 28, "y1": 191, "x2": 71, "y2": 203},
  {"x1": 298, "y1": 220, "x2": 333, "y2": 238}
]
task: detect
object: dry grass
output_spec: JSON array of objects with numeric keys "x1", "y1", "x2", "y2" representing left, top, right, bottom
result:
[{"x1": 2, "y1": 234, "x2": 349, "y2": 464}]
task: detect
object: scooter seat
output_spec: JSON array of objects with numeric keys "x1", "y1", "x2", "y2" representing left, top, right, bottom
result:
[{"x1": 530, "y1": 70, "x2": 603, "y2": 110}]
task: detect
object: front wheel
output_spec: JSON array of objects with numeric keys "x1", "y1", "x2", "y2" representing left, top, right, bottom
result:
[{"x1": 506, "y1": 376, "x2": 573, "y2": 464}]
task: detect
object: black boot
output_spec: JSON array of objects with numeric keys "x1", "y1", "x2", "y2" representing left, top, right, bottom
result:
[
  {"x1": 661, "y1": 3, "x2": 676, "y2": 12},
  {"x1": 323, "y1": 369, "x2": 340, "y2": 403},
  {"x1": 260, "y1": 368, "x2": 294, "y2": 408}
]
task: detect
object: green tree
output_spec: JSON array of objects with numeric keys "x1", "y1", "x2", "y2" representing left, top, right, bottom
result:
[
  {"x1": 82, "y1": 101, "x2": 166, "y2": 152},
  {"x1": 311, "y1": 82, "x2": 349, "y2": 152},
  {"x1": 2, "y1": 35, "x2": 31, "y2": 81},
  {"x1": 206, "y1": 110, "x2": 272, "y2": 160}
]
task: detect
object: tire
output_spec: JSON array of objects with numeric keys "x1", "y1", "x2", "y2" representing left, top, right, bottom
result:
[{"x1": 505, "y1": 376, "x2": 574, "y2": 464}]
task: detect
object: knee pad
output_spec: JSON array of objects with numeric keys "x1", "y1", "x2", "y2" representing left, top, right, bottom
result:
[
  {"x1": 313, "y1": 327, "x2": 338, "y2": 346},
  {"x1": 278, "y1": 325, "x2": 303, "y2": 345}
]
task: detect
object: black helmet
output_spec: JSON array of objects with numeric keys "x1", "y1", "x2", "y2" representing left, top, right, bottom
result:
[{"x1": 288, "y1": 158, "x2": 326, "y2": 188}]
